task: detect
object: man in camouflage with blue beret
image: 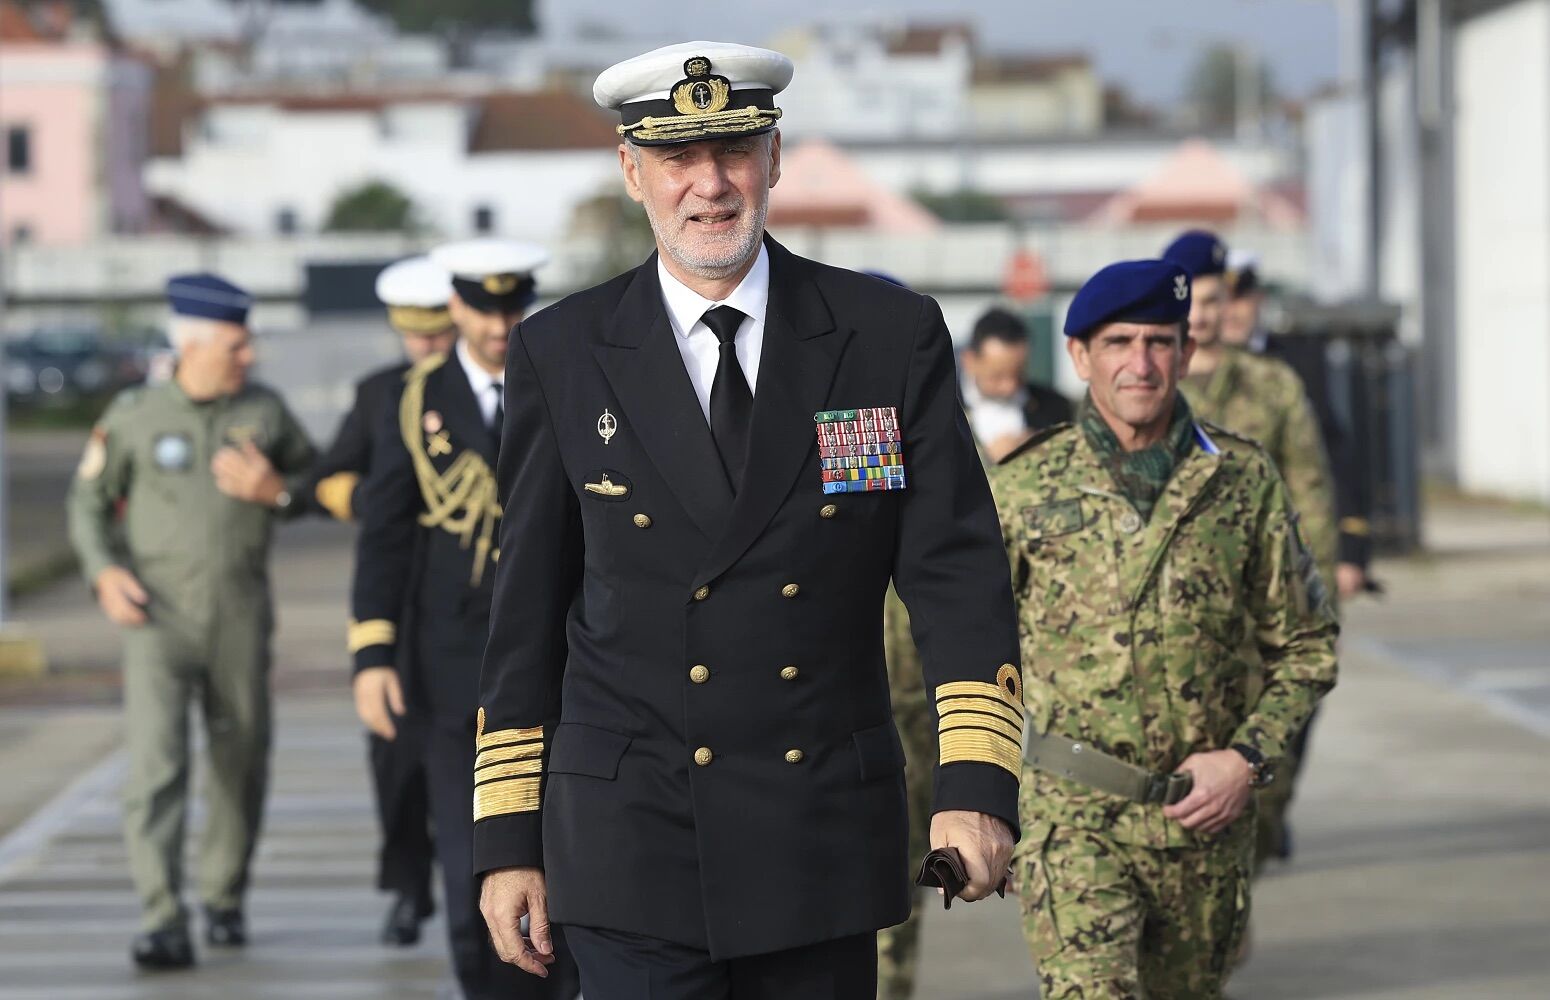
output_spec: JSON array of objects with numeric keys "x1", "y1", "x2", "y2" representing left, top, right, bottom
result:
[{"x1": 990, "y1": 259, "x2": 1338, "y2": 998}]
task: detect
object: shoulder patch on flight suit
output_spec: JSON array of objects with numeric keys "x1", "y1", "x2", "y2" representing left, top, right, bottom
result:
[
  {"x1": 1020, "y1": 498, "x2": 1085, "y2": 540},
  {"x1": 77, "y1": 428, "x2": 108, "y2": 481}
]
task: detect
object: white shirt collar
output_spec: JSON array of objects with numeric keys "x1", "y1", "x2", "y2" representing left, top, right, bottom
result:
[
  {"x1": 456, "y1": 339, "x2": 501, "y2": 423},
  {"x1": 657, "y1": 243, "x2": 770, "y2": 340}
]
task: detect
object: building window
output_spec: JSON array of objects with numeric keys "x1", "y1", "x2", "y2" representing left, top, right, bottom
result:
[
  {"x1": 275, "y1": 207, "x2": 298, "y2": 235},
  {"x1": 473, "y1": 204, "x2": 495, "y2": 234},
  {"x1": 6, "y1": 126, "x2": 31, "y2": 174}
]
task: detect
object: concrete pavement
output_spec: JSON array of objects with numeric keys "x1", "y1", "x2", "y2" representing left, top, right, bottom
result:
[{"x1": 0, "y1": 504, "x2": 1545, "y2": 998}]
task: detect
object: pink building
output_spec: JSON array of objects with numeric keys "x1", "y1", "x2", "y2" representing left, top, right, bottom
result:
[{"x1": 0, "y1": 1, "x2": 151, "y2": 246}]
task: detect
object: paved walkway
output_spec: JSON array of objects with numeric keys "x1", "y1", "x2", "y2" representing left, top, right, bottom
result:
[{"x1": 0, "y1": 505, "x2": 1545, "y2": 998}]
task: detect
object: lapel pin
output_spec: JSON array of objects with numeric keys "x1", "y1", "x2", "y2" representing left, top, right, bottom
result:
[
  {"x1": 598, "y1": 408, "x2": 617, "y2": 445},
  {"x1": 583, "y1": 473, "x2": 629, "y2": 498}
]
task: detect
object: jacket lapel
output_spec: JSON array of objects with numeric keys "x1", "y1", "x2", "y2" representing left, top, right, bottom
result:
[
  {"x1": 692, "y1": 238, "x2": 849, "y2": 591},
  {"x1": 439, "y1": 356, "x2": 497, "y2": 467},
  {"x1": 593, "y1": 259, "x2": 733, "y2": 541}
]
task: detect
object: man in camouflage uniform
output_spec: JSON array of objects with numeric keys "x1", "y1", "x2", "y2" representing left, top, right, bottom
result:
[
  {"x1": 1163, "y1": 231, "x2": 1338, "y2": 867},
  {"x1": 991, "y1": 259, "x2": 1338, "y2": 999},
  {"x1": 67, "y1": 274, "x2": 316, "y2": 969}
]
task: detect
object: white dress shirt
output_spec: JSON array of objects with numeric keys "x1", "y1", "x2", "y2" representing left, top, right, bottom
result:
[
  {"x1": 657, "y1": 245, "x2": 769, "y2": 422},
  {"x1": 456, "y1": 338, "x2": 503, "y2": 428}
]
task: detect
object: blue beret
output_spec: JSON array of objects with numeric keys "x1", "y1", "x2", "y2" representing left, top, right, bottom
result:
[
  {"x1": 166, "y1": 273, "x2": 252, "y2": 324},
  {"x1": 1064, "y1": 259, "x2": 1191, "y2": 339},
  {"x1": 1161, "y1": 229, "x2": 1228, "y2": 278}
]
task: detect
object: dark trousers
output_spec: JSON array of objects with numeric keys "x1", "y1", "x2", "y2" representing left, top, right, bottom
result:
[
  {"x1": 368, "y1": 724, "x2": 433, "y2": 904},
  {"x1": 565, "y1": 924, "x2": 877, "y2": 1000},
  {"x1": 425, "y1": 717, "x2": 579, "y2": 1000}
]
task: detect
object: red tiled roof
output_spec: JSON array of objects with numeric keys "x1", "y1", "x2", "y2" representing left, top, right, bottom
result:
[
  {"x1": 887, "y1": 23, "x2": 974, "y2": 56},
  {"x1": 469, "y1": 91, "x2": 620, "y2": 152}
]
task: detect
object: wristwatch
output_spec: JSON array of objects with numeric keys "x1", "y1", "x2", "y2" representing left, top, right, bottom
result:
[{"x1": 1230, "y1": 744, "x2": 1276, "y2": 789}]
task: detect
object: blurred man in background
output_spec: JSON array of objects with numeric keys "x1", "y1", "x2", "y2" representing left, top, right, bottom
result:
[
  {"x1": 1224, "y1": 252, "x2": 1372, "y2": 603},
  {"x1": 301, "y1": 256, "x2": 456, "y2": 947},
  {"x1": 959, "y1": 306, "x2": 1073, "y2": 463},
  {"x1": 66, "y1": 274, "x2": 316, "y2": 970},
  {"x1": 1165, "y1": 230, "x2": 1336, "y2": 872},
  {"x1": 348, "y1": 239, "x2": 579, "y2": 1000}
]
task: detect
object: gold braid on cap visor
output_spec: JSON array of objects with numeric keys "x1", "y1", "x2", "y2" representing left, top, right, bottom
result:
[
  {"x1": 387, "y1": 305, "x2": 452, "y2": 334},
  {"x1": 619, "y1": 106, "x2": 783, "y2": 143}
]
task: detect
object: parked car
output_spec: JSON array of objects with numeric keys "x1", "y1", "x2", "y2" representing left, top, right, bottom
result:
[{"x1": 4, "y1": 327, "x2": 170, "y2": 408}]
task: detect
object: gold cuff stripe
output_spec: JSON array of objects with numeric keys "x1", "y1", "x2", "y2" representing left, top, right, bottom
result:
[
  {"x1": 936, "y1": 695, "x2": 1023, "y2": 729},
  {"x1": 1340, "y1": 516, "x2": 1371, "y2": 535},
  {"x1": 477, "y1": 725, "x2": 544, "y2": 752},
  {"x1": 473, "y1": 776, "x2": 540, "y2": 822},
  {"x1": 939, "y1": 709, "x2": 1022, "y2": 743},
  {"x1": 475, "y1": 743, "x2": 543, "y2": 770},
  {"x1": 935, "y1": 679, "x2": 1024, "y2": 707},
  {"x1": 314, "y1": 471, "x2": 359, "y2": 522},
  {"x1": 347, "y1": 619, "x2": 395, "y2": 653},
  {"x1": 939, "y1": 729, "x2": 1022, "y2": 777},
  {"x1": 474, "y1": 758, "x2": 544, "y2": 782}
]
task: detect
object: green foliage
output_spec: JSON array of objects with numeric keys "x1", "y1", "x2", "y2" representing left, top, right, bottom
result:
[
  {"x1": 910, "y1": 188, "x2": 1009, "y2": 224},
  {"x1": 1185, "y1": 45, "x2": 1276, "y2": 130},
  {"x1": 354, "y1": 0, "x2": 538, "y2": 34},
  {"x1": 323, "y1": 180, "x2": 418, "y2": 234}
]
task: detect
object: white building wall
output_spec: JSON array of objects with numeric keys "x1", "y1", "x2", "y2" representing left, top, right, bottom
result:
[{"x1": 1454, "y1": 0, "x2": 1550, "y2": 502}]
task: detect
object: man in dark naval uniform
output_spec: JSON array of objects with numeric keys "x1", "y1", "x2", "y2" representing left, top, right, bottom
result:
[
  {"x1": 476, "y1": 41, "x2": 1022, "y2": 998},
  {"x1": 349, "y1": 239, "x2": 579, "y2": 1000},
  {"x1": 303, "y1": 256, "x2": 455, "y2": 946}
]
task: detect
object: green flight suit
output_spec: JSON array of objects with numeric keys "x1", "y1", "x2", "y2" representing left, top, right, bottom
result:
[
  {"x1": 990, "y1": 414, "x2": 1337, "y2": 999},
  {"x1": 67, "y1": 379, "x2": 315, "y2": 932}
]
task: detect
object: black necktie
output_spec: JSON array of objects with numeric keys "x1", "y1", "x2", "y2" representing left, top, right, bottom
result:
[
  {"x1": 703, "y1": 305, "x2": 751, "y2": 492},
  {"x1": 490, "y1": 382, "x2": 504, "y2": 451}
]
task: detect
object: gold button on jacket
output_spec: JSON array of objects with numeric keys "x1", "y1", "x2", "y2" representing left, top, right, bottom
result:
[
  {"x1": 781, "y1": 583, "x2": 800, "y2": 599},
  {"x1": 779, "y1": 665, "x2": 799, "y2": 681},
  {"x1": 694, "y1": 747, "x2": 714, "y2": 766},
  {"x1": 819, "y1": 504, "x2": 837, "y2": 519},
  {"x1": 693, "y1": 585, "x2": 711, "y2": 601},
  {"x1": 784, "y1": 749, "x2": 804, "y2": 764},
  {"x1": 633, "y1": 513, "x2": 652, "y2": 528},
  {"x1": 689, "y1": 664, "x2": 710, "y2": 684}
]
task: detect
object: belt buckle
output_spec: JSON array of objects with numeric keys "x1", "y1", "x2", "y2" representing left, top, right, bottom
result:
[{"x1": 1164, "y1": 771, "x2": 1194, "y2": 805}]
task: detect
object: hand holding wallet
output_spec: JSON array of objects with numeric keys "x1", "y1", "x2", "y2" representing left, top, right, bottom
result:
[{"x1": 914, "y1": 846, "x2": 1009, "y2": 910}]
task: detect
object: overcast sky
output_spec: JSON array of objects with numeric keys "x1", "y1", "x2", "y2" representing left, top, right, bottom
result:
[{"x1": 542, "y1": 0, "x2": 1351, "y2": 105}]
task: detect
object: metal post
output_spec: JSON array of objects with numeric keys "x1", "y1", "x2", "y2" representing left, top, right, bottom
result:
[
  {"x1": 1415, "y1": 0, "x2": 1457, "y2": 478},
  {"x1": 0, "y1": 248, "x2": 9, "y2": 625},
  {"x1": 1363, "y1": 0, "x2": 1383, "y2": 299}
]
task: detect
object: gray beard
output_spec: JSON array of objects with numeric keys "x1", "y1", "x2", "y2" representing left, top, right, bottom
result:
[{"x1": 646, "y1": 198, "x2": 768, "y2": 280}]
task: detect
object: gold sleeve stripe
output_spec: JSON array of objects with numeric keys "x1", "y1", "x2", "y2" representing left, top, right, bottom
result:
[
  {"x1": 473, "y1": 776, "x2": 541, "y2": 822},
  {"x1": 939, "y1": 709, "x2": 1022, "y2": 744},
  {"x1": 1339, "y1": 516, "x2": 1371, "y2": 536},
  {"x1": 347, "y1": 619, "x2": 396, "y2": 653},
  {"x1": 314, "y1": 471, "x2": 360, "y2": 522},
  {"x1": 939, "y1": 729, "x2": 1022, "y2": 777},
  {"x1": 474, "y1": 758, "x2": 544, "y2": 783},
  {"x1": 475, "y1": 743, "x2": 543, "y2": 770},
  {"x1": 935, "y1": 679, "x2": 1025, "y2": 712},
  {"x1": 477, "y1": 725, "x2": 544, "y2": 753},
  {"x1": 936, "y1": 695, "x2": 1023, "y2": 729}
]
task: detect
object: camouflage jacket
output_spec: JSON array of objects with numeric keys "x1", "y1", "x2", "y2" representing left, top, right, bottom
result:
[
  {"x1": 1181, "y1": 347, "x2": 1338, "y2": 588},
  {"x1": 990, "y1": 419, "x2": 1338, "y2": 849}
]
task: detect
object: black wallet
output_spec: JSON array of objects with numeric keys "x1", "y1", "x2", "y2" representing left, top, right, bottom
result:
[{"x1": 914, "y1": 847, "x2": 1008, "y2": 910}]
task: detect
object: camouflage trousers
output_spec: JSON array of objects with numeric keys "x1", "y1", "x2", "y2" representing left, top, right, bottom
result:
[
  {"x1": 1016, "y1": 825, "x2": 1252, "y2": 1000},
  {"x1": 877, "y1": 588, "x2": 936, "y2": 1000}
]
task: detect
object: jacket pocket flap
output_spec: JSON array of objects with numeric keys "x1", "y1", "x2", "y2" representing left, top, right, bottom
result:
[
  {"x1": 547, "y1": 723, "x2": 632, "y2": 779},
  {"x1": 853, "y1": 723, "x2": 906, "y2": 781}
]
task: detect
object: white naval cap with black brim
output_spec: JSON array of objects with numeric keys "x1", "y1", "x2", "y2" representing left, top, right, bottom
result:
[
  {"x1": 430, "y1": 239, "x2": 549, "y2": 315},
  {"x1": 594, "y1": 41, "x2": 794, "y2": 147}
]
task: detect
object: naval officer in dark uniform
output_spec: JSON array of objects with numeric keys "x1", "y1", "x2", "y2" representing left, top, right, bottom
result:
[
  {"x1": 303, "y1": 256, "x2": 456, "y2": 946},
  {"x1": 349, "y1": 239, "x2": 579, "y2": 999},
  {"x1": 476, "y1": 42, "x2": 1022, "y2": 998}
]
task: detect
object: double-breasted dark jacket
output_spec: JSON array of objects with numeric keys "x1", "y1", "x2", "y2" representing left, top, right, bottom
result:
[{"x1": 473, "y1": 237, "x2": 1023, "y2": 959}]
